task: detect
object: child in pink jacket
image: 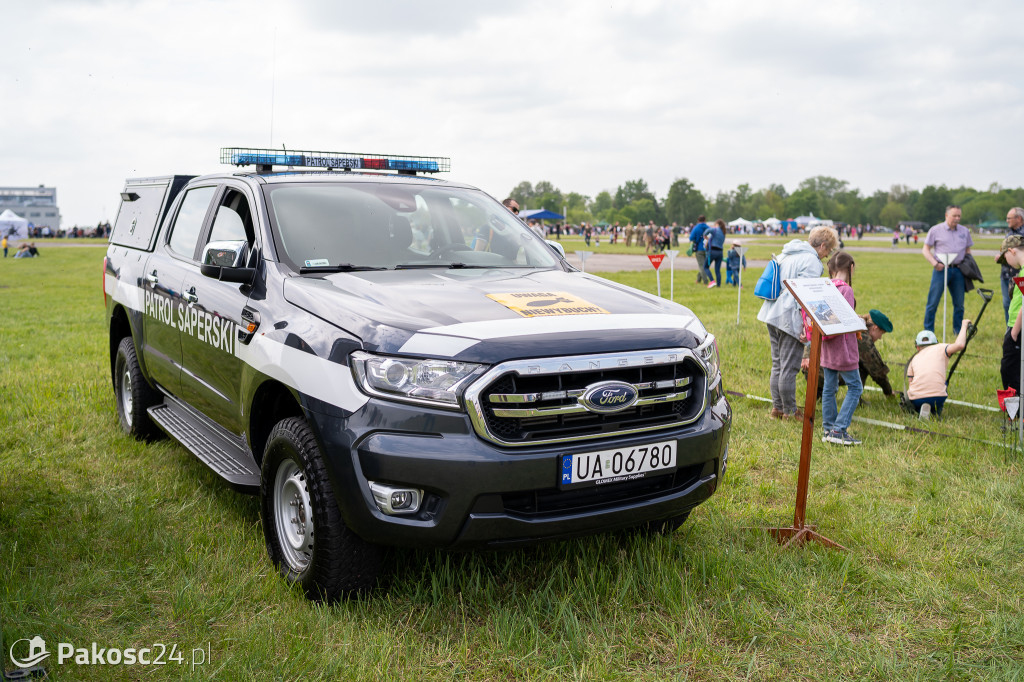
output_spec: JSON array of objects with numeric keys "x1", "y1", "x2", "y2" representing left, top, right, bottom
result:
[{"x1": 821, "y1": 251, "x2": 863, "y2": 445}]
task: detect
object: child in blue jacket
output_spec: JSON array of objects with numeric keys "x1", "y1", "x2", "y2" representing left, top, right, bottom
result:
[{"x1": 726, "y1": 240, "x2": 747, "y2": 286}]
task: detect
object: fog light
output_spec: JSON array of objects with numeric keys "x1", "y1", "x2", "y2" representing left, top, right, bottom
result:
[{"x1": 368, "y1": 481, "x2": 423, "y2": 515}]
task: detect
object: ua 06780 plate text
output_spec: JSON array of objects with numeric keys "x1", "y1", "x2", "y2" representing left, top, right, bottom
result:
[{"x1": 560, "y1": 441, "x2": 676, "y2": 489}]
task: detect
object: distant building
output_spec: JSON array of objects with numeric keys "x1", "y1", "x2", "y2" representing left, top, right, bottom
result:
[{"x1": 0, "y1": 185, "x2": 61, "y2": 232}]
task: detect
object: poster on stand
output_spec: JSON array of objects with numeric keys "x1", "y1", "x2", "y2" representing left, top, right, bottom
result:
[{"x1": 783, "y1": 278, "x2": 866, "y2": 336}]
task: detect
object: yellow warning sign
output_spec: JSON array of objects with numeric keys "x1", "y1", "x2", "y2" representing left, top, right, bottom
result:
[{"x1": 487, "y1": 292, "x2": 610, "y2": 318}]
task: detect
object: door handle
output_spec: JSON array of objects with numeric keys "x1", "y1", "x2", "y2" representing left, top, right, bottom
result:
[
  {"x1": 183, "y1": 287, "x2": 199, "y2": 304},
  {"x1": 145, "y1": 271, "x2": 158, "y2": 285}
]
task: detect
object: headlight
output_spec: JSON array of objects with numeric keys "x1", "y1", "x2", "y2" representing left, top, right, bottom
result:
[
  {"x1": 351, "y1": 351, "x2": 485, "y2": 409},
  {"x1": 697, "y1": 334, "x2": 720, "y2": 380}
]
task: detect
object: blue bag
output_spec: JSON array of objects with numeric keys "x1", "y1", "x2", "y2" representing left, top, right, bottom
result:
[{"x1": 753, "y1": 255, "x2": 782, "y2": 301}]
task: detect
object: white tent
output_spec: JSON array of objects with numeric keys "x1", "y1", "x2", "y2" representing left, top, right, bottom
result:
[
  {"x1": 727, "y1": 217, "x2": 754, "y2": 228},
  {"x1": 0, "y1": 209, "x2": 29, "y2": 242},
  {"x1": 762, "y1": 217, "x2": 782, "y2": 227},
  {"x1": 795, "y1": 213, "x2": 832, "y2": 226}
]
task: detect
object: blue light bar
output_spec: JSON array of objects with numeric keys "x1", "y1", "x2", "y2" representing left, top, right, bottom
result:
[
  {"x1": 231, "y1": 152, "x2": 305, "y2": 166},
  {"x1": 220, "y1": 147, "x2": 449, "y2": 174},
  {"x1": 388, "y1": 159, "x2": 439, "y2": 172}
]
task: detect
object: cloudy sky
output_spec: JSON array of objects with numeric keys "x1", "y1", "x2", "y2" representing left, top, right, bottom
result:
[{"x1": 1, "y1": 0, "x2": 1021, "y2": 225}]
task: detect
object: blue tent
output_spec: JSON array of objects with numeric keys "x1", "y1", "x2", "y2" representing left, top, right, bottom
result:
[{"x1": 519, "y1": 208, "x2": 564, "y2": 220}]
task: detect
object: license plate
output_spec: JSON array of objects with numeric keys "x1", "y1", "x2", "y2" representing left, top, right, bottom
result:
[{"x1": 560, "y1": 440, "x2": 676, "y2": 489}]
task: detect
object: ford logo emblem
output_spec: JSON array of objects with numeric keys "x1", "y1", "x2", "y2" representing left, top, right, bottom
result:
[{"x1": 578, "y1": 381, "x2": 639, "y2": 414}]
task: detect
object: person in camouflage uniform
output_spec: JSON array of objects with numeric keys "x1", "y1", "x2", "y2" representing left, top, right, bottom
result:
[
  {"x1": 802, "y1": 309, "x2": 894, "y2": 398},
  {"x1": 858, "y1": 309, "x2": 894, "y2": 395}
]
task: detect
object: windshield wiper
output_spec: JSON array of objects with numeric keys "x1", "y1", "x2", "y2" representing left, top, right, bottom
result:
[
  {"x1": 299, "y1": 264, "x2": 386, "y2": 274},
  {"x1": 394, "y1": 263, "x2": 497, "y2": 270}
]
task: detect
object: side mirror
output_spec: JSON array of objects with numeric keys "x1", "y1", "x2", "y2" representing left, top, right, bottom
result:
[
  {"x1": 545, "y1": 239, "x2": 566, "y2": 259},
  {"x1": 200, "y1": 241, "x2": 255, "y2": 284}
]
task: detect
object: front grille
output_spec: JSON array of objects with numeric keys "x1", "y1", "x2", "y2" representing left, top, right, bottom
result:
[
  {"x1": 465, "y1": 348, "x2": 709, "y2": 446},
  {"x1": 502, "y1": 463, "x2": 704, "y2": 517}
]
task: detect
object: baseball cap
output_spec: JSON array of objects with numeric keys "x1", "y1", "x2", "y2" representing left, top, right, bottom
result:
[
  {"x1": 997, "y1": 234, "x2": 1024, "y2": 266},
  {"x1": 915, "y1": 330, "x2": 938, "y2": 346},
  {"x1": 869, "y1": 309, "x2": 893, "y2": 333}
]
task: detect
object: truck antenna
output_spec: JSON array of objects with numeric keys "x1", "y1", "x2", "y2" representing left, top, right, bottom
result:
[{"x1": 269, "y1": 25, "x2": 277, "y2": 146}]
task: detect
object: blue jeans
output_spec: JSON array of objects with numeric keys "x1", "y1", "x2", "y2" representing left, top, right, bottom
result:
[
  {"x1": 923, "y1": 265, "x2": 965, "y2": 336},
  {"x1": 726, "y1": 268, "x2": 738, "y2": 285},
  {"x1": 910, "y1": 396, "x2": 946, "y2": 416},
  {"x1": 822, "y1": 367, "x2": 862, "y2": 433},
  {"x1": 707, "y1": 247, "x2": 723, "y2": 284}
]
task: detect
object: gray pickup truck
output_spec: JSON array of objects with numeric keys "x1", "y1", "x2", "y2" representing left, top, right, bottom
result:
[{"x1": 103, "y1": 148, "x2": 730, "y2": 601}]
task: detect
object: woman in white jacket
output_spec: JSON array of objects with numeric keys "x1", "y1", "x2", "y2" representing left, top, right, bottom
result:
[{"x1": 756, "y1": 226, "x2": 839, "y2": 419}]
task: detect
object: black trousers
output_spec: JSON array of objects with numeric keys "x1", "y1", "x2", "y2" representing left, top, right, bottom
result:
[{"x1": 1001, "y1": 328, "x2": 1021, "y2": 393}]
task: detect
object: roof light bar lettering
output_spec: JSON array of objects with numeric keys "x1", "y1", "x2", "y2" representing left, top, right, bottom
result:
[{"x1": 220, "y1": 148, "x2": 449, "y2": 174}]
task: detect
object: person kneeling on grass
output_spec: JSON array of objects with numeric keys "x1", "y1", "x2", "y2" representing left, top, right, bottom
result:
[
  {"x1": 858, "y1": 309, "x2": 895, "y2": 399},
  {"x1": 905, "y1": 321, "x2": 971, "y2": 418},
  {"x1": 820, "y1": 252, "x2": 864, "y2": 446}
]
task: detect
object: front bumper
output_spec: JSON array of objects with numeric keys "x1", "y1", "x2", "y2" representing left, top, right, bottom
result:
[{"x1": 306, "y1": 391, "x2": 730, "y2": 549}]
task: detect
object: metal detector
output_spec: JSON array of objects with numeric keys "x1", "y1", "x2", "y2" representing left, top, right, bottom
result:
[{"x1": 946, "y1": 287, "x2": 994, "y2": 384}]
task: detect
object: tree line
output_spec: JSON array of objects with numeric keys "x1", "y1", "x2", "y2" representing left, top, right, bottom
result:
[{"x1": 509, "y1": 176, "x2": 1024, "y2": 228}]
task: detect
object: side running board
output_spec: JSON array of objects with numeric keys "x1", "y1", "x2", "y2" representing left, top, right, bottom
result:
[{"x1": 148, "y1": 398, "x2": 260, "y2": 493}]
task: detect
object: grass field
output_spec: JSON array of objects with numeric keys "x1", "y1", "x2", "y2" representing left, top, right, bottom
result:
[{"x1": 1, "y1": 245, "x2": 1021, "y2": 681}]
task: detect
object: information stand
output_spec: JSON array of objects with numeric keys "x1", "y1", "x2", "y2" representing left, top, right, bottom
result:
[
  {"x1": 735, "y1": 245, "x2": 748, "y2": 325},
  {"x1": 666, "y1": 250, "x2": 679, "y2": 301},
  {"x1": 577, "y1": 250, "x2": 592, "y2": 273},
  {"x1": 648, "y1": 253, "x2": 665, "y2": 297},
  {"x1": 766, "y1": 278, "x2": 866, "y2": 550},
  {"x1": 936, "y1": 252, "x2": 955, "y2": 343}
]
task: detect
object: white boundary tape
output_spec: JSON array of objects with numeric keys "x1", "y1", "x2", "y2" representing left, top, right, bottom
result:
[
  {"x1": 862, "y1": 384, "x2": 1000, "y2": 412},
  {"x1": 727, "y1": 390, "x2": 1013, "y2": 450}
]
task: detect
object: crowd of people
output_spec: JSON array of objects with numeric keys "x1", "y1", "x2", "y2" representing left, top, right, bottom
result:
[
  {"x1": 530, "y1": 220, "x2": 685, "y2": 253},
  {"x1": 2, "y1": 220, "x2": 111, "y2": 258},
  {"x1": 526, "y1": 218, "x2": 893, "y2": 247},
  {"x1": 12, "y1": 221, "x2": 111, "y2": 240}
]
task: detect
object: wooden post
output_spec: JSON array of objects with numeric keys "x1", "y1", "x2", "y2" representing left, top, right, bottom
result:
[
  {"x1": 766, "y1": 280, "x2": 851, "y2": 551},
  {"x1": 793, "y1": 324, "x2": 821, "y2": 529}
]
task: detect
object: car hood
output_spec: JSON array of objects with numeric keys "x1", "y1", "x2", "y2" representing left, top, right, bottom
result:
[{"x1": 282, "y1": 267, "x2": 707, "y2": 363}]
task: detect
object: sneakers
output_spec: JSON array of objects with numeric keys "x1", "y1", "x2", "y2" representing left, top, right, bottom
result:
[
  {"x1": 823, "y1": 429, "x2": 861, "y2": 446},
  {"x1": 769, "y1": 407, "x2": 784, "y2": 419},
  {"x1": 707, "y1": 281, "x2": 718, "y2": 288},
  {"x1": 840, "y1": 430, "x2": 862, "y2": 445},
  {"x1": 919, "y1": 403, "x2": 931, "y2": 420}
]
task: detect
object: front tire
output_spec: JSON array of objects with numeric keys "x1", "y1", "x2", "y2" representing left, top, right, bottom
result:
[
  {"x1": 113, "y1": 337, "x2": 161, "y2": 440},
  {"x1": 260, "y1": 417, "x2": 383, "y2": 601}
]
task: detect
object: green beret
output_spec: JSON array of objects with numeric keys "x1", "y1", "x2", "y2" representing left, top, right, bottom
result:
[{"x1": 869, "y1": 309, "x2": 893, "y2": 333}]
